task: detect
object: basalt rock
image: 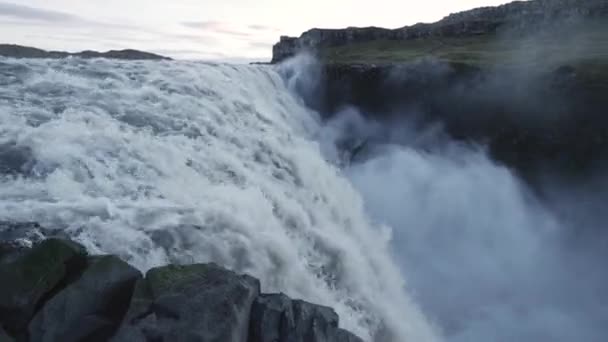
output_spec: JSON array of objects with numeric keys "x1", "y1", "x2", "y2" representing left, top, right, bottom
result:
[
  {"x1": 112, "y1": 264, "x2": 261, "y2": 342},
  {"x1": 249, "y1": 293, "x2": 363, "y2": 342},
  {"x1": 0, "y1": 239, "x2": 87, "y2": 337},
  {"x1": 28, "y1": 255, "x2": 141, "y2": 342},
  {"x1": 0, "y1": 232, "x2": 363, "y2": 342}
]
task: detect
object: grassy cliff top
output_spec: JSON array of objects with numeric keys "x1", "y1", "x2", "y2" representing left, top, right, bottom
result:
[{"x1": 320, "y1": 19, "x2": 608, "y2": 80}]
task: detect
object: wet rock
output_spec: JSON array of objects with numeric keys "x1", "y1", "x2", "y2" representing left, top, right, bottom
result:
[
  {"x1": 0, "y1": 233, "x2": 363, "y2": 342},
  {"x1": 112, "y1": 263, "x2": 260, "y2": 342},
  {"x1": 0, "y1": 326, "x2": 14, "y2": 342},
  {"x1": 334, "y1": 329, "x2": 365, "y2": 342},
  {"x1": 28, "y1": 255, "x2": 141, "y2": 342},
  {"x1": 0, "y1": 222, "x2": 46, "y2": 264},
  {"x1": 0, "y1": 239, "x2": 87, "y2": 336},
  {"x1": 249, "y1": 293, "x2": 363, "y2": 342}
]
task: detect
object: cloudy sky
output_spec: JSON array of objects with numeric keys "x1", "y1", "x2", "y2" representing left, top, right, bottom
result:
[{"x1": 0, "y1": 0, "x2": 513, "y2": 61}]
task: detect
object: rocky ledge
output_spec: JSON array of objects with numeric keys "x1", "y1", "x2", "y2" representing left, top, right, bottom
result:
[
  {"x1": 0, "y1": 44, "x2": 170, "y2": 61},
  {"x1": 0, "y1": 222, "x2": 362, "y2": 342}
]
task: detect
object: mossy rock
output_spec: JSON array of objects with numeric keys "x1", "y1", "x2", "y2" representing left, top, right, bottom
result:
[
  {"x1": 146, "y1": 264, "x2": 232, "y2": 294},
  {"x1": 0, "y1": 239, "x2": 87, "y2": 335},
  {"x1": 112, "y1": 263, "x2": 260, "y2": 342}
]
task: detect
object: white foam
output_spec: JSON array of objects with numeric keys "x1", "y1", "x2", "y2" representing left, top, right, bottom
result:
[{"x1": 0, "y1": 58, "x2": 438, "y2": 342}]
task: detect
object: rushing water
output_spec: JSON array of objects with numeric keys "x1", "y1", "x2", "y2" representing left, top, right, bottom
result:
[
  {"x1": 0, "y1": 57, "x2": 438, "y2": 342},
  {"x1": 3, "y1": 55, "x2": 607, "y2": 342}
]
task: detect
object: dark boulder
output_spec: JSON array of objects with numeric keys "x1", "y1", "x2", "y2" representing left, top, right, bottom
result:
[
  {"x1": 112, "y1": 263, "x2": 260, "y2": 342},
  {"x1": 28, "y1": 255, "x2": 141, "y2": 342},
  {"x1": 0, "y1": 239, "x2": 87, "y2": 336},
  {"x1": 0, "y1": 233, "x2": 364, "y2": 342},
  {"x1": 249, "y1": 293, "x2": 363, "y2": 342},
  {"x1": 334, "y1": 329, "x2": 365, "y2": 342},
  {"x1": 0, "y1": 327, "x2": 14, "y2": 342}
]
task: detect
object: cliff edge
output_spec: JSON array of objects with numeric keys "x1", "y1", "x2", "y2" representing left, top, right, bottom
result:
[
  {"x1": 272, "y1": 0, "x2": 608, "y2": 182},
  {"x1": 271, "y1": 0, "x2": 608, "y2": 64}
]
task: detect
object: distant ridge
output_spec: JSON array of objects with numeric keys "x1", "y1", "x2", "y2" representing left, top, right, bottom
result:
[{"x1": 0, "y1": 44, "x2": 171, "y2": 60}]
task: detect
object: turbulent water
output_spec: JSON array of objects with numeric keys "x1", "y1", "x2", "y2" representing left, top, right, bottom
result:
[
  {"x1": 2, "y1": 56, "x2": 607, "y2": 342},
  {"x1": 0, "y1": 58, "x2": 437, "y2": 341},
  {"x1": 307, "y1": 66, "x2": 608, "y2": 341}
]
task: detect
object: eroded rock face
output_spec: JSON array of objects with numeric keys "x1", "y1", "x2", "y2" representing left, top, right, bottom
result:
[
  {"x1": 249, "y1": 293, "x2": 363, "y2": 342},
  {"x1": 28, "y1": 255, "x2": 141, "y2": 342},
  {"x1": 112, "y1": 264, "x2": 261, "y2": 342}
]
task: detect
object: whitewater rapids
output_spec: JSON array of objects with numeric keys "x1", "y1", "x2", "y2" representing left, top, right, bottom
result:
[{"x1": 0, "y1": 58, "x2": 438, "y2": 341}]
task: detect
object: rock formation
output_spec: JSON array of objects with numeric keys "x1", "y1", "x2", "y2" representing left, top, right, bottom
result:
[
  {"x1": 271, "y1": 0, "x2": 608, "y2": 182},
  {"x1": 0, "y1": 222, "x2": 363, "y2": 342},
  {"x1": 306, "y1": 60, "x2": 608, "y2": 182},
  {"x1": 0, "y1": 45, "x2": 170, "y2": 61},
  {"x1": 271, "y1": 0, "x2": 608, "y2": 63},
  {"x1": 250, "y1": 294, "x2": 362, "y2": 342}
]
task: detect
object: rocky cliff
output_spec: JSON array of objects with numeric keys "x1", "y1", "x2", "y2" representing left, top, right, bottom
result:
[
  {"x1": 273, "y1": 0, "x2": 608, "y2": 183},
  {"x1": 313, "y1": 60, "x2": 608, "y2": 182},
  {"x1": 0, "y1": 222, "x2": 362, "y2": 342},
  {"x1": 271, "y1": 0, "x2": 608, "y2": 63},
  {"x1": 0, "y1": 45, "x2": 170, "y2": 61}
]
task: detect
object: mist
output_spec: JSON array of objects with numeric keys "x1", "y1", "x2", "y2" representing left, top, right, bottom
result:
[
  {"x1": 279, "y1": 50, "x2": 608, "y2": 341},
  {"x1": 332, "y1": 110, "x2": 608, "y2": 341}
]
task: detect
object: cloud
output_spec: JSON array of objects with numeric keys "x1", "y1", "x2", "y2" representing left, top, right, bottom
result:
[
  {"x1": 0, "y1": 2, "x2": 83, "y2": 23},
  {"x1": 248, "y1": 24, "x2": 281, "y2": 32},
  {"x1": 181, "y1": 21, "x2": 281, "y2": 38},
  {"x1": 0, "y1": 2, "x2": 138, "y2": 32},
  {"x1": 248, "y1": 41, "x2": 273, "y2": 50},
  {"x1": 0, "y1": 3, "x2": 273, "y2": 60},
  {"x1": 182, "y1": 21, "x2": 252, "y2": 37}
]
